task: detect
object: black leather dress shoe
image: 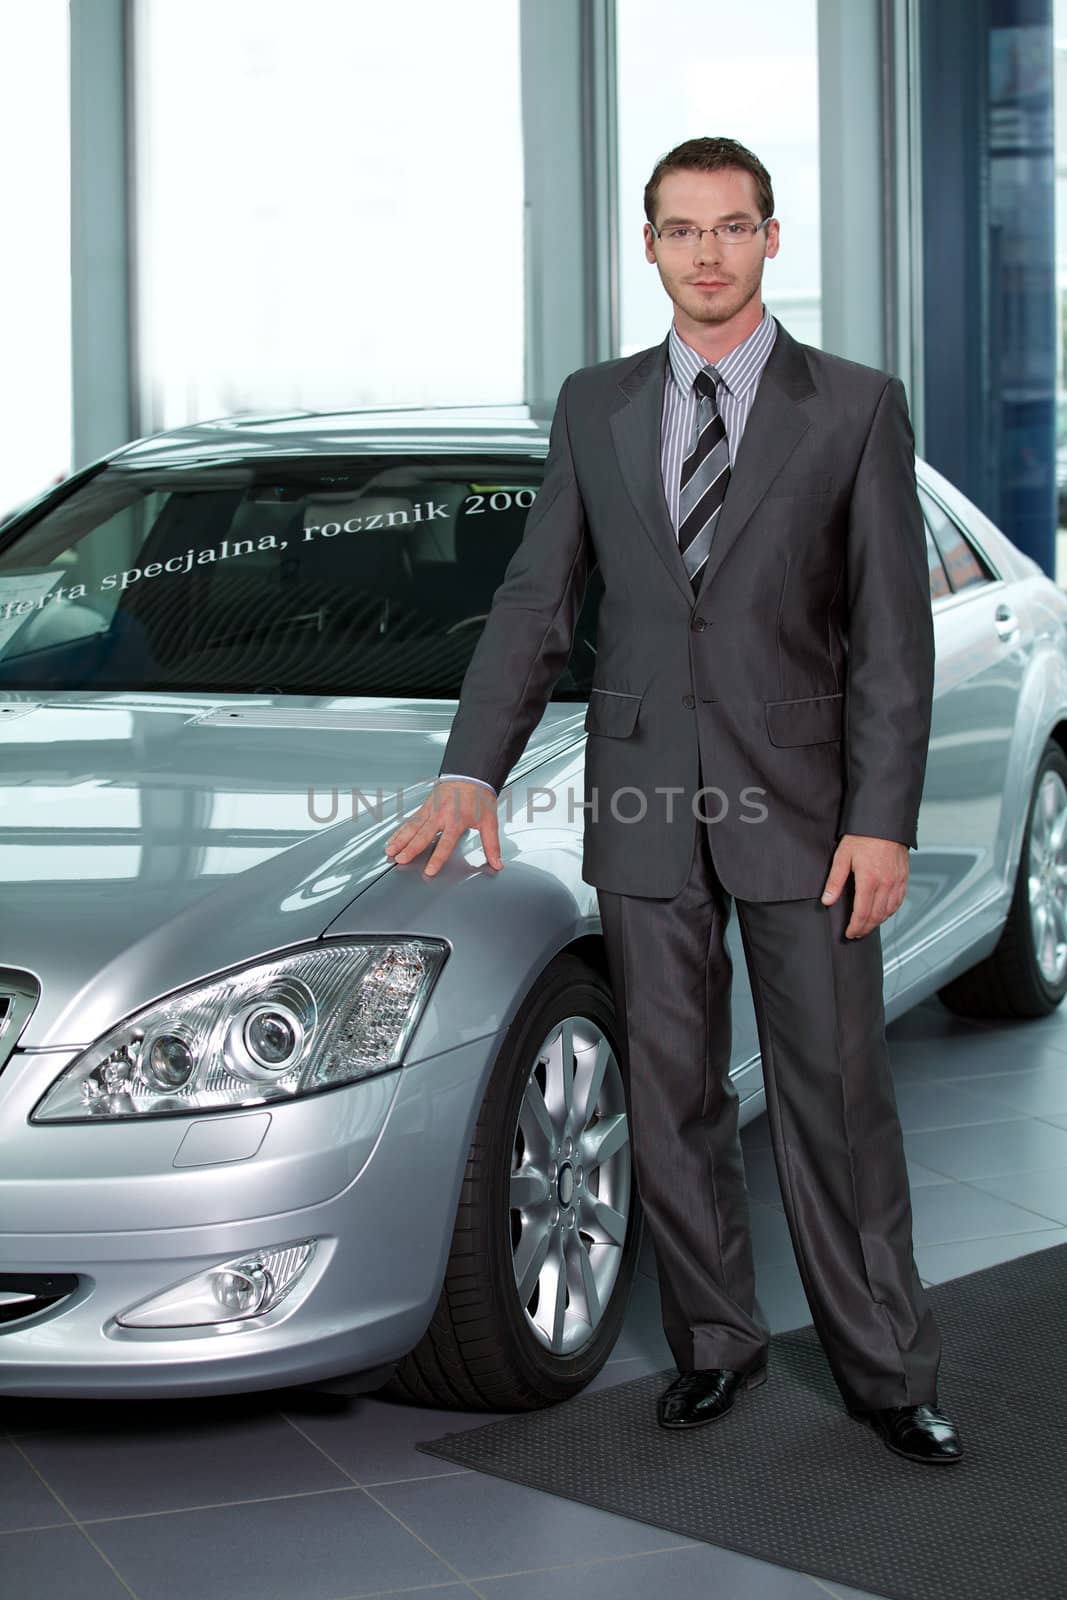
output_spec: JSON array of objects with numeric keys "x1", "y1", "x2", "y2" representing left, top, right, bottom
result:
[
  {"x1": 846, "y1": 1399, "x2": 963, "y2": 1463},
  {"x1": 657, "y1": 1357, "x2": 768, "y2": 1429}
]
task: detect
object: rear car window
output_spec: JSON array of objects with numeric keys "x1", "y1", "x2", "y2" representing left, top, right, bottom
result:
[{"x1": 918, "y1": 487, "x2": 992, "y2": 594}]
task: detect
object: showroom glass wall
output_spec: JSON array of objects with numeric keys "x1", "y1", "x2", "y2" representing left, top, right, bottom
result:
[
  {"x1": 922, "y1": 0, "x2": 1057, "y2": 577},
  {"x1": 0, "y1": 0, "x2": 71, "y2": 518},
  {"x1": 130, "y1": 0, "x2": 525, "y2": 432},
  {"x1": 1056, "y1": 0, "x2": 1067, "y2": 561},
  {"x1": 615, "y1": 0, "x2": 820, "y2": 357}
]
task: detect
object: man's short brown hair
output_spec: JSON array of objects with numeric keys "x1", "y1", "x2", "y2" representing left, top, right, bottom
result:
[{"x1": 644, "y1": 136, "x2": 774, "y2": 225}]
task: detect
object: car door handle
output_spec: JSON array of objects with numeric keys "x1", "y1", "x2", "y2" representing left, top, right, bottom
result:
[{"x1": 993, "y1": 603, "x2": 1020, "y2": 642}]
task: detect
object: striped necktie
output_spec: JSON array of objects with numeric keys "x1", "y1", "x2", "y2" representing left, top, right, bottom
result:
[{"x1": 677, "y1": 367, "x2": 730, "y2": 592}]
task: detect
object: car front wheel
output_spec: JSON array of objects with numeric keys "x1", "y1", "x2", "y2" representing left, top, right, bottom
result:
[
  {"x1": 381, "y1": 952, "x2": 643, "y2": 1410},
  {"x1": 938, "y1": 739, "x2": 1067, "y2": 1019}
]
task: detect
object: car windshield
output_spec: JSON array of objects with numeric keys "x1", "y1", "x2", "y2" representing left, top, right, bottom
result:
[{"x1": 0, "y1": 455, "x2": 602, "y2": 698}]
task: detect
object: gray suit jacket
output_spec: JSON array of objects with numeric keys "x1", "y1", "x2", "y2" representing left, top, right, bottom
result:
[{"x1": 438, "y1": 317, "x2": 935, "y2": 901}]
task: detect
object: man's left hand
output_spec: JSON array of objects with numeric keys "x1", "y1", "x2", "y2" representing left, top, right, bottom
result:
[{"x1": 820, "y1": 834, "x2": 909, "y2": 939}]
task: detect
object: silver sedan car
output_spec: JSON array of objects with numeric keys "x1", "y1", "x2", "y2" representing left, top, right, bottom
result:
[{"x1": 0, "y1": 406, "x2": 1064, "y2": 1404}]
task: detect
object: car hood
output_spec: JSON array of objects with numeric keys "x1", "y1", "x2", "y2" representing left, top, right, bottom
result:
[{"x1": 0, "y1": 691, "x2": 581, "y2": 1048}]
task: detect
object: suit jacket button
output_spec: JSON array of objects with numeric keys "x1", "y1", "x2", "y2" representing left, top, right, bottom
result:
[
  {"x1": 682, "y1": 694, "x2": 695, "y2": 709},
  {"x1": 691, "y1": 617, "x2": 708, "y2": 631}
]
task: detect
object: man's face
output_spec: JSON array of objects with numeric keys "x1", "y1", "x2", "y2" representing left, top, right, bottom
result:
[{"x1": 644, "y1": 167, "x2": 779, "y2": 328}]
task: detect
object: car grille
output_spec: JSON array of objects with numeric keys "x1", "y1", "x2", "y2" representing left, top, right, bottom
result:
[
  {"x1": 0, "y1": 968, "x2": 41, "y2": 1073},
  {"x1": 0, "y1": 1274, "x2": 80, "y2": 1327}
]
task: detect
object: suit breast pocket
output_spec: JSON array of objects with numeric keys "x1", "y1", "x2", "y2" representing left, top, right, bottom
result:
[{"x1": 584, "y1": 688, "x2": 643, "y2": 739}]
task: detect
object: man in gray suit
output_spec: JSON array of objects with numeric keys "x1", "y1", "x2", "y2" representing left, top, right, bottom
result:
[{"x1": 384, "y1": 136, "x2": 962, "y2": 1465}]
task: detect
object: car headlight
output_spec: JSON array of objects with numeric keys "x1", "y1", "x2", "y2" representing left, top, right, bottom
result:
[{"x1": 31, "y1": 938, "x2": 448, "y2": 1123}]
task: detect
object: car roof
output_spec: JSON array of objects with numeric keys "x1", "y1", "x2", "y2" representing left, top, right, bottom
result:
[
  {"x1": 106, "y1": 402, "x2": 944, "y2": 513},
  {"x1": 111, "y1": 404, "x2": 553, "y2": 469}
]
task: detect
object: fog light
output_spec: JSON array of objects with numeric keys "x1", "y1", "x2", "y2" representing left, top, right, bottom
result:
[
  {"x1": 211, "y1": 1264, "x2": 271, "y2": 1316},
  {"x1": 116, "y1": 1240, "x2": 316, "y2": 1328}
]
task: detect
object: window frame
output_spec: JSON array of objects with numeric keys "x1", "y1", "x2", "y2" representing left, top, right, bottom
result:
[
  {"x1": 917, "y1": 477, "x2": 1003, "y2": 611},
  {"x1": 924, "y1": 522, "x2": 951, "y2": 602}
]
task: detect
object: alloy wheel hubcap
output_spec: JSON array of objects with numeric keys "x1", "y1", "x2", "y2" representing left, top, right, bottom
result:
[
  {"x1": 509, "y1": 1015, "x2": 631, "y2": 1356},
  {"x1": 1028, "y1": 769, "x2": 1067, "y2": 986}
]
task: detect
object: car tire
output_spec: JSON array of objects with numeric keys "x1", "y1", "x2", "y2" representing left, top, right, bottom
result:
[
  {"x1": 380, "y1": 952, "x2": 644, "y2": 1411},
  {"x1": 937, "y1": 740, "x2": 1067, "y2": 1019}
]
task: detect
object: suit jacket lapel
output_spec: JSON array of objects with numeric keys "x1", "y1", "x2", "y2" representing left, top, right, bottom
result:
[
  {"x1": 608, "y1": 317, "x2": 817, "y2": 606},
  {"x1": 608, "y1": 337, "x2": 693, "y2": 602}
]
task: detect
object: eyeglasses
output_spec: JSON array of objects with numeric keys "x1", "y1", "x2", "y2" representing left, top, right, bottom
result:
[{"x1": 649, "y1": 218, "x2": 772, "y2": 248}]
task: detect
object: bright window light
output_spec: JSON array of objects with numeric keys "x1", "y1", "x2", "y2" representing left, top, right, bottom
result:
[
  {"x1": 0, "y1": 0, "x2": 71, "y2": 516},
  {"x1": 132, "y1": 0, "x2": 524, "y2": 432},
  {"x1": 616, "y1": 0, "x2": 821, "y2": 356}
]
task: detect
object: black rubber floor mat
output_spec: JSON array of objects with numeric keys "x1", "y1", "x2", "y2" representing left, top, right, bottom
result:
[{"x1": 416, "y1": 1242, "x2": 1067, "y2": 1600}]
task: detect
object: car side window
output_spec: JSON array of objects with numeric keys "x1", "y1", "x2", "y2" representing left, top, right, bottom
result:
[
  {"x1": 917, "y1": 487, "x2": 992, "y2": 594},
  {"x1": 925, "y1": 525, "x2": 951, "y2": 600}
]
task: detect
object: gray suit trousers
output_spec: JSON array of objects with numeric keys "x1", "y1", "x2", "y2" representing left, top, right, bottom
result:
[{"x1": 596, "y1": 765, "x2": 942, "y2": 1411}]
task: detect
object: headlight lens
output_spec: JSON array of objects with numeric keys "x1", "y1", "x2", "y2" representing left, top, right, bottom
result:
[{"x1": 32, "y1": 938, "x2": 447, "y2": 1122}]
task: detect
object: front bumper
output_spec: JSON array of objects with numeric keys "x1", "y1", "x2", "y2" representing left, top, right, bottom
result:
[{"x1": 0, "y1": 1034, "x2": 496, "y2": 1397}]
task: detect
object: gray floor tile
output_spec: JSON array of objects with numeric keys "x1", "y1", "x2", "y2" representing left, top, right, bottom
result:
[
  {"x1": 905, "y1": 1161, "x2": 953, "y2": 1188},
  {"x1": 741, "y1": 1110, "x2": 774, "y2": 1148},
  {"x1": 756, "y1": 1262, "x2": 813, "y2": 1336},
  {"x1": 341, "y1": 1590, "x2": 470, "y2": 1598},
  {"x1": 608, "y1": 1274, "x2": 674, "y2": 1366},
  {"x1": 914, "y1": 1226, "x2": 1067, "y2": 1284},
  {"x1": 338, "y1": 1591, "x2": 470, "y2": 1598},
  {"x1": 885, "y1": 999, "x2": 987, "y2": 1043},
  {"x1": 0, "y1": 1525, "x2": 133, "y2": 1599},
  {"x1": 965, "y1": 1167, "x2": 1067, "y2": 1225},
  {"x1": 638, "y1": 1249, "x2": 812, "y2": 1340},
  {"x1": 16, "y1": 1410, "x2": 348, "y2": 1521},
  {"x1": 908, "y1": 1179, "x2": 1060, "y2": 1244},
  {"x1": 941, "y1": 1066, "x2": 1067, "y2": 1119},
  {"x1": 889, "y1": 1079, "x2": 1023, "y2": 1132},
  {"x1": 0, "y1": 1437, "x2": 70, "y2": 1534},
  {"x1": 748, "y1": 1201, "x2": 797, "y2": 1263},
  {"x1": 903, "y1": 1116, "x2": 1067, "y2": 1179},
  {"x1": 474, "y1": 1541, "x2": 828, "y2": 1598},
  {"x1": 957, "y1": 1009, "x2": 1067, "y2": 1054},
  {"x1": 638, "y1": 1221, "x2": 658, "y2": 1276},
  {"x1": 369, "y1": 1470, "x2": 696, "y2": 1580},
  {"x1": 89, "y1": 1488, "x2": 455, "y2": 1600},
  {"x1": 739, "y1": 1140, "x2": 785, "y2": 1205},
  {"x1": 280, "y1": 1391, "x2": 515, "y2": 1487},
  {"x1": 888, "y1": 1036, "x2": 1067, "y2": 1084}
]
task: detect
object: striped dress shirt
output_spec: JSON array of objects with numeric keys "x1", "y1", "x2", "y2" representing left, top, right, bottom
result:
[
  {"x1": 442, "y1": 306, "x2": 778, "y2": 796},
  {"x1": 660, "y1": 302, "x2": 777, "y2": 531}
]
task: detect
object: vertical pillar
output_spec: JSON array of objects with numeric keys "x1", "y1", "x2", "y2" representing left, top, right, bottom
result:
[
  {"x1": 70, "y1": 0, "x2": 133, "y2": 467},
  {"x1": 881, "y1": 0, "x2": 925, "y2": 442},
  {"x1": 817, "y1": 0, "x2": 887, "y2": 371},
  {"x1": 921, "y1": 0, "x2": 1056, "y2": 572},
  {"x1": 520, "y1": 0, "x2": 618, "y2": 413}
]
